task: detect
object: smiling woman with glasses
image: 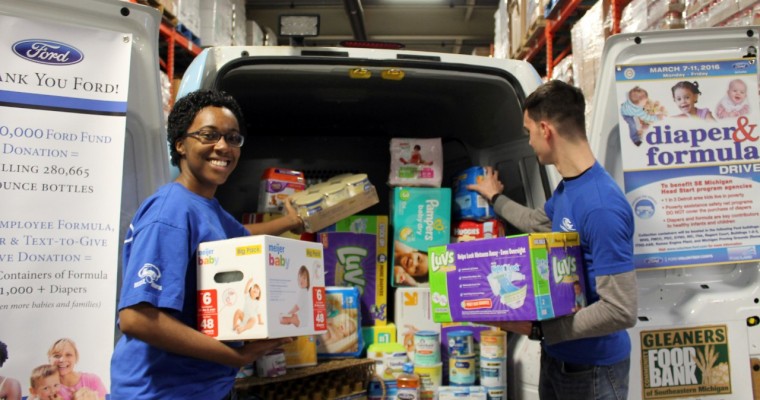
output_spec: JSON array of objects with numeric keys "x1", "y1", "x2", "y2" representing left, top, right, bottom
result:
[{"x1": 111, "y1": 90, "x2": 303, "y2": 400}]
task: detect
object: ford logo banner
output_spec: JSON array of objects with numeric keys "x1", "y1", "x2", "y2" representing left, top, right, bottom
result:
[{"x1": 12, "y1": 39, "x2": 84, "y2": 65}]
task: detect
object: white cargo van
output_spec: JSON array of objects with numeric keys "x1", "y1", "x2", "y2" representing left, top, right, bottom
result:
[
  {"x1": 3, "y1": 0, "x2": 758, "y2": 397},
  {"x1": 176, "y1": 28, "x2": 760, "y2": 399}
]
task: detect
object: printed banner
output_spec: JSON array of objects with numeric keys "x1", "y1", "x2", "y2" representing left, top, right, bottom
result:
[
  {"x1": 615, "y1": 59, "x2": 760, "y2": 269},
  {"x1": 640, "y1": 325, "x2": 732, "y2": 399},
  {"x1": 0, "y1": 15, "x2": 131, "y2": 398}
]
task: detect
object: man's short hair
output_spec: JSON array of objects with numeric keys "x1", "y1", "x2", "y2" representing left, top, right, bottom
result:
[{"x1": 524, "y1": 80, "x2": 586, "y2": 139}]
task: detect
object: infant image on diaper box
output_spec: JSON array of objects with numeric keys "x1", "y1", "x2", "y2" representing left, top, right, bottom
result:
[
  {"x1": 197, "y1": 235, "x2": 327, "y2": 341},
  {"x1": 428, "y1": 233, "x2": 585, "y2": 322},
  {"x1": 391, "y1": 187, "x2": 451, "y2": 288}
]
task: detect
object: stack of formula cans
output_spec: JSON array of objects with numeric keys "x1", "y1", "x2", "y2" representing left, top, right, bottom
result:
[
  {"x1": 478, "y1": 331, "x2": 507, "y2": 400},
  {"x1": 447, "y1": 330, "x2": 478, "y2": 387},
  {"x1": 413, "y1": 330, "x2": 443, "y2": 400}
]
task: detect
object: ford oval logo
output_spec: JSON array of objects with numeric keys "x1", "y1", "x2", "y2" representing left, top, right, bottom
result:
[{"x1": 12, "y1": 39, "x2": 84, "y2": 65}]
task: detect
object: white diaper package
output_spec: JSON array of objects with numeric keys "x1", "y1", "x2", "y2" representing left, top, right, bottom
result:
[{"x1": 388, "y1": 138, "x2": 443, "y2": 187}]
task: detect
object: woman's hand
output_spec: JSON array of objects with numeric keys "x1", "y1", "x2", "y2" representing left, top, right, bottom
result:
[
  {"x1": 237, "y1": 337, "x2": 293, "y2": 367},
  {"x1": 283, "y1": 198, "x2": 305, "y2": 234}
]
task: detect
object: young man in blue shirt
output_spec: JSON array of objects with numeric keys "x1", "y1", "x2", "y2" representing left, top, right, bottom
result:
[{"x1": 468, "y1": 80, "x2": 638, "y2": 400}]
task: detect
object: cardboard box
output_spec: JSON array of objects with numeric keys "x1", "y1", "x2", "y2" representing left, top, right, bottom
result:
[
  {"x1": 281, "y1": 335, "x2": 317, "y2": 368},
  {"x1": 301, "y1": 186, "x2": 379, "y2": 233},
  {"x1": 451, "y1": 219, "x2": 505, "y2": 243},
  {"x1": 319, "y1": 230, "x2": 388, "y2": 326},
  {"x1": 391, "y1": 187, "x2": 451, "y2": 287},
  {"x1": 257, "y1": 167, "x2": 306, "y2": 213},
  {"x1": 362, "y1": 322, "x2": 397, "y2": 348},
  {"x1": 429, "y1": 233, "x2": 585, "y2": 323},
  {"x1": 394, "y1": 287, "x2": 441, "y2": 362},
  {"x1": 321, "y1": 215, "x2": 388, "y2": 325},
  {"x1": 197, "y1": 235, "x2": 327, "y2": 340}
]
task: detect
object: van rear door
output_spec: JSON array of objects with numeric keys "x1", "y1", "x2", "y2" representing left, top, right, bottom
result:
[{"x1": 592, "y1": 27, "x2": 760, "y2": 400}]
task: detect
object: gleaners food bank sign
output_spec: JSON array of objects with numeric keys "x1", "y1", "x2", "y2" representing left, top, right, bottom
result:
[{"x1": 641, "y1": 325, "x2": 731, "y2": 399}]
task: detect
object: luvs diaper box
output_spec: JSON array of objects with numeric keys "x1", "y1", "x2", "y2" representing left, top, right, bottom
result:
[
  {"x1": 197, "y1": 235, "x2": 327, "y2": 340},
  {"x1": 320, "y1": 215, "x2": 389, "y2": 326},
  {"x1": 391, "y1": 187, "x2": 451, "y2": 287},
  {"x1": 428, "y1": 233, "x2": 585, "y2": 322}
]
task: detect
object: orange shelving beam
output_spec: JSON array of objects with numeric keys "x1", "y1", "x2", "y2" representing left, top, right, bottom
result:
[{"x1": 544, "y1": 0, "x2": 584, "y2": 78}]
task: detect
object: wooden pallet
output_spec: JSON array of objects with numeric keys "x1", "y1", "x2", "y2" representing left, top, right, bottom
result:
[{"x1": 136, "y1": 0, "x2": 178, "y2": 26}]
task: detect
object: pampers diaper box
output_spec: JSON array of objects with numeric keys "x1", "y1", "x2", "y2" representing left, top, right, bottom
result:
[
  {"x1": 428, "y1": 233, "x2": 585, "y2": 323},
  {"x1": 391, "y1": 187, "x2": 451, "y2": 287},
  {"x1": 197, "y1": 235, "x2": 327, "y2": 341}
]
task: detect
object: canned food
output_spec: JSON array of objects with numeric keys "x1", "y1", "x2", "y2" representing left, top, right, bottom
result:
[
  {"x1": 447, "y1": 330, "x2": 474, "y2": 357},
  {"x1": 449, "y1": 354, "x2": 477, "y2": 386},
  {"x1": 480, "y1": 330, "x2": 507, "y2": 359},
  {"x1": 343, "y1": 173, "x2": 371, "y2": 196},
  {"x1": 321, "y1": 183, "x2": 350, "y2": 207},
  {"x1": 294, "y1": 192, "x2": 324, "y2": 218},
  {"x1": 413, "y1": 330, "x2": 441, "y2": 365}
]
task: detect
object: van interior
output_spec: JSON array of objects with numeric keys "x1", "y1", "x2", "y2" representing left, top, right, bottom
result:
[{"x1": 213, "y1": 57, "x2": 550, "y2": 232}]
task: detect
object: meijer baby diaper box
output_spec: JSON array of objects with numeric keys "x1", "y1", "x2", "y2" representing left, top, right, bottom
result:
[
  {"x1": 428, "y1": 233, "x2": 585, "y2": 322},
  {"x1": 197, "y1": 235, "x2": 327, "y2": 340}
]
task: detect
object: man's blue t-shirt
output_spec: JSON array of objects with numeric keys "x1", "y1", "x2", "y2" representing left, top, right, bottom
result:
[
  {"x1": 110, "y1": 183, "x2": 249, "y2": 400},
  {"x1": 543, "y1": 162, "x2": 635, "y2": 366}
]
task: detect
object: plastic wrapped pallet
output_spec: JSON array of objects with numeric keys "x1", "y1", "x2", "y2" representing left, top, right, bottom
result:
[
  {"x1": 232, "y1": 0, "x2": 246, "y2": 46},
  {"x1": 570, "y1": 0, "x2": 610, "y2": 133},
  {"x1": 174, "y1": 0, "x2": 200, "y2": 39},
  {"x1": 525, "y1": 0, "x2": 546, "y2": 31},
  {"x1": 549, "y1": 54, "x2": 573, "y2": 85},
  {"x1": 200, "y1": 0, "x2": 233, "y2": 47},
  {"x1": 247, "y1": 20, "x2": 265, "y2": 46},
  {"x1": 508, "y1": 0, "x2": 524, "y2": 58},
  {"x1": 721, "y1": 3, "x2": 760, "y2": 26},
  {"x1": 493, "y1": 0, "x2": 510, "y2": 59},
  {"x1": 620, "y1": 0, "x2": 649, "y2": 33}
]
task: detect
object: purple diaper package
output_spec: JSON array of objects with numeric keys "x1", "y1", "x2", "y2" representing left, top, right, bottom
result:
[
  {"x1": 429, "y1": 233, "x2": 586, "y2": 322},
  {"x1": 319, "y1": 231, "x2": 386, "y2": 326}
]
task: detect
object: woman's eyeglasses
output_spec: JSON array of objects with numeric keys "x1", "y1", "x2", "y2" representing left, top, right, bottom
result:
[{"x1": 185, "y1": 129, "x2": 245, "y2": 148}]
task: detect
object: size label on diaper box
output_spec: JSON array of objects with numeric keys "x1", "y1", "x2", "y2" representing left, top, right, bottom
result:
[{"x1": 429, "y1": 233, "x2": 584, "y2": 322}]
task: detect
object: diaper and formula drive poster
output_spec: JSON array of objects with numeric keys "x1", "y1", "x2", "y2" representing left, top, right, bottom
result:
[
  {"x1": 0, "y1": 14, "x2": 131, "y2": 398},
  {"x1": 615, "y1": 58, "x2": 760, "y2": 270}
]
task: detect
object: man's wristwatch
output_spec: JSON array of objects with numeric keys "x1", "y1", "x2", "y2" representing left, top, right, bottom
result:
[
  {"x1": 529, "y1": 321, "x2": 544, "y2": 341},
  {"x1": 490, "y1": 193, "x2": 501, "y2": 205}
]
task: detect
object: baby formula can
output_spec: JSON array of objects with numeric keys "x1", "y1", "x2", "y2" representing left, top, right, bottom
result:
[
  {"x1": 479, "y1": 330, "x2": 507, "y2": 359},
  {"x1": 449, "y1": 354, "x2": 477, "y2": 386},
  {"x1": 344, "y1": 173, "x2": 371, "y2": 196},
  {"x1": 321, "y1": 183, "x2": 350, "y2": 207},
  {"x1": 294, "y1": 192, "x2": 324, "y2": 218},
  {"x1": 479, "y1": 357, "x2": 507, "y2": 387},
  {"x1": 485, "y1": 386, "x2": 506, "y2": 400},
  {"x1": 413, "y1": 331, "x2": 441, "y2": 365},
  {"x1": 327, "y1": 173, "x2": 354, "y2": 184},
  {"x1": 447, "y1": 330, "x2": 474, "y2": 357},
  {"x1": 255, "y1": 349, "x2": 286, "y2": 377},
  {"x1": 414, "y1": 362, "x2": 442, "y2": 400}
]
